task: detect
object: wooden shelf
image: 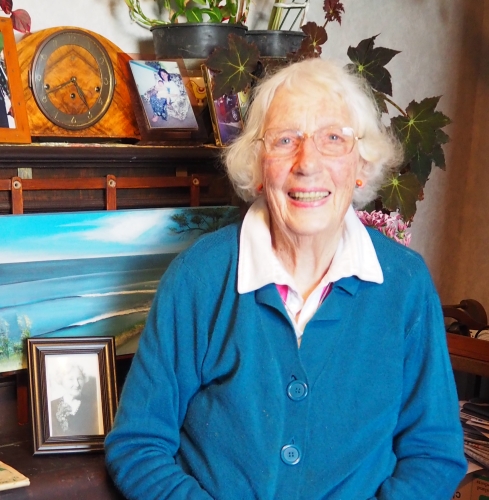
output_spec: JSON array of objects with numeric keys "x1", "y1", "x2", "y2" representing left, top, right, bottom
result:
[{"x1": 0, "y1": 142, "x2": 234, "y2": 213}]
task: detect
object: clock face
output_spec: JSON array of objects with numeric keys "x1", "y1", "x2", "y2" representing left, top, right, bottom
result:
[{"x1": 30, "y1": 29, "x2": 115, "y2": 130}]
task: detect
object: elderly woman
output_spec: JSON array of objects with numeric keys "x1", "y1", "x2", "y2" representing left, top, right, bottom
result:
[
  {"x1": 50, "y1": 361, "x2": 100, "y2": 436},
  {"x1": 105, "y1": 58, "x2": 466, "y2": 499}
]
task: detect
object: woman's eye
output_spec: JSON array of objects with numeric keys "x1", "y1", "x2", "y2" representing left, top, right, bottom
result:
[
  {"x1": 278, "y1": 136, "x2": 292, "y2": 145},
  {"x1": 328, "y1": 133, "x2": 342, "y2": 142}
]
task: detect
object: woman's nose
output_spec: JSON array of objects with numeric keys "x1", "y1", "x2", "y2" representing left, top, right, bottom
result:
[{"x1": 293, "y1": 135, "x2": 322, "y2": 175}]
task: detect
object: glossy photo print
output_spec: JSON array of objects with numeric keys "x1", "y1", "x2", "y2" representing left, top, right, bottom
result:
[
  {"x1": 202, "y1": 66, "x2": 244, "y2": 146},
  {"x1": 129, "y1": 60, "x2": 198, "y2": 130},
  {"x1": 0, "y1": 206, "x2": 239, "y2": 373}
]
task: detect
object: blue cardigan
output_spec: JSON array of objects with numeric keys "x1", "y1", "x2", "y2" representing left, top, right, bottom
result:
[{"x1": 105, "y1": 224, "x2": 467, "y2": 499}]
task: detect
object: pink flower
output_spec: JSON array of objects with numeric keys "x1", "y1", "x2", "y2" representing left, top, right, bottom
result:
[{"x1": 356, "y1": 210, "x2": 411, "y2": 247}]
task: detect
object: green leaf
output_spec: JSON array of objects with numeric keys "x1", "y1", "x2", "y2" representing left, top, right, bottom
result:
[
  {"x1": 192, "y1": 0, "x2": 208, "y2": 5},
  {"x1": 373, "y1": 90, "x2": 388, "y2": 114},
  {"x1": 0, "y1": 33, "x2": 3, "y2": 53},
  {"x1": 206, "y1": 6, "x2": 223, "y2": 22},
  {"x1": 409, "y1": 150, "x2": 434, "y2": 186},
  {"x1": 378, "y1": 172, "x2": 422, "y2": 221},
  {"x1": 205, "y1": 33, "x2": 260, "y2": 95},
  {"x1": 391, "y1": 96, "x2": 451, "y2": 161},
  {"x1": 185, "y1": 8, "x2": 204, "y2": 22},
  {"x1": 347, "y1": 35, "x2": 400, "y2": 95}
]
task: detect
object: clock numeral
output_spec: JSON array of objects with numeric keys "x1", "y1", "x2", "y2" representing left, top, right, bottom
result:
[
  {"x1": 35, "y1": 74, "x2": 41, "y2": 82},
  {"x1": 54, "y1": 111, "x2": 59, "y2": 119},
  {"x1": 98, "y1": 97, "x2": 103, "y2": 105},
  {"x1": 87, "y1": 111, "x2": 92, "y2": 119},
  {"x1": 103, "y1": 78, "x2": 109, "y2": 86},
  {"x1": 53, "y1": 40, "x2": 58, "y2": 48},
  {"x1": 41, "y1": 95, "x2": 47, "y2": 103},
  {"x1": 40, "y1": 54, "x2": 47, "y2": 61},
  {"x1": 98, "y1": 57, "x2": 105, "y2": 66},
  {"x1": 71, "y1": 116, "x2": 77, "y2": 124},
  {"x1": 69, "y1": 34, "x2": 77, "y2": 43}
]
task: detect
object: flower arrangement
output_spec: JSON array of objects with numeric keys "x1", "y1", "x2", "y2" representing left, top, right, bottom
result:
[
  {"x1": 356, "y1": 210, "x2": 411, "y2": 247},
  {"x1": 0, "y1": 0, "x2": 30, "y2": 33}
]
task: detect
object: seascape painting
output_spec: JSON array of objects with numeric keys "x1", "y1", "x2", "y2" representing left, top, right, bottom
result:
[{"x1": 0, "y1": 206, "x2": 239, "y2": 373}]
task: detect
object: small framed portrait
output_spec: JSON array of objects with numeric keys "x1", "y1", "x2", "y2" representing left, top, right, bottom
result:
[
  {"x1": 128, "y1": 59, "x2": 198, "y2": 141},
  {"x1": 0, "y1": 18, "x2": 30, "y2": 144},
  {"x1": 202, "y1": 65, "x2": 244, "y2": 147},
  {"x1": 27, "y1": 337, "x2": 118, "y2": 455}
]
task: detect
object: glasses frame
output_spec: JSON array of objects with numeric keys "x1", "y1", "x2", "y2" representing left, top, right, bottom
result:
[{"x1": 258, "y1": 126, "x2": 361, "y2": 158}]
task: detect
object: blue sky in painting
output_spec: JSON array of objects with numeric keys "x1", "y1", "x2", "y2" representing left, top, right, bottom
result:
[{"x1": 0, "y1": 208, "x2": 195, "y2": 263}]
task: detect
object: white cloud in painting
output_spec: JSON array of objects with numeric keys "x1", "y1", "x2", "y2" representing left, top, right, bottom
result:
[{"x1": 80, "y1": 212, "x2": 167, "y2": 244}]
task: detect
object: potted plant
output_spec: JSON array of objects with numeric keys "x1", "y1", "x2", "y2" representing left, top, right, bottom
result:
[
  {"x1": 123, "y1": 0, "x2": 249, "y2": 59},
  {"x1": 245, "y1": 0, "x2": 308, "y2": 58},
  {"x1": 205, "y1": 0, "x2": 450, "y2": 224}
]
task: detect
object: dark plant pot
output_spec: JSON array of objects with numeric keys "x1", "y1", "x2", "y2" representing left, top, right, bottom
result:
[
  {"x1": 151, "y1": 23, "x2": 248, "y2": 59},
  {"x1": 245, "y1": 30, "x2": 306, "y2": 58}
]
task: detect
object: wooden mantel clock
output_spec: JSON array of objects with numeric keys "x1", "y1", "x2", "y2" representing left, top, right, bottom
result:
[{"x1": 16, "y1": 27, "x2": 140, "y2": 140}]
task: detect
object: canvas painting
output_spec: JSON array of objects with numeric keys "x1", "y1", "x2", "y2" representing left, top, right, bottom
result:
[
  {"x1": 0, "y1": 206, "x2": 239, "y2": 373},
  {"x1": 129, "y1": 60, "x2": 198, "y2": 130}
]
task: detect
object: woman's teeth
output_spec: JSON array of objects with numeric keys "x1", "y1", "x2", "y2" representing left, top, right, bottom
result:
[{"x1": 289, "y1": 191, "x2": 329, "y2": 201}]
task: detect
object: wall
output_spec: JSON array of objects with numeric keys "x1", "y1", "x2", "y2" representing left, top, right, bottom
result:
[{"x1": 6, "y1": 0, "x2": 487, "y2": 307}]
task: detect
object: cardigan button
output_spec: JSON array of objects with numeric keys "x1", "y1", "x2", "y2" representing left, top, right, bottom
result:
[
  {"x1": 281, "y1": 444, "x2": 301, "y2": 465},
  {"x1": 287, "y1": 380, "x2": 308, "y2": 401}
]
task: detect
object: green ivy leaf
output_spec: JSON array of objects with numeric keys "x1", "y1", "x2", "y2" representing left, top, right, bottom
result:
[
  {"x1": 391, "y1": 96, "x2": 451, "y2": 161},
  {"x1": 378, "y1": 172, "x2": 422, "y2": 221},
  {"x1": 346, "y1": 35, "x2": 400, "y2": 96},
  {"x1": 205, "y1": 33, "x2": 260, "y2": 95}
]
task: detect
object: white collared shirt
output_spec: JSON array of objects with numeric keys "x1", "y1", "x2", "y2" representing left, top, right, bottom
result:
[{"x1": 237, "y1": 197, "x2": 383, "y2": 341}]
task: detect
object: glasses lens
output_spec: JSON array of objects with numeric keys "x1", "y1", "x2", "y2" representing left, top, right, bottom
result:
[
  {"x1": 263, "y1": 129, "x2": 302, "y2": 157},
  {"x1": 314, "y1": 126, "x2": 356, "y2": 156}
]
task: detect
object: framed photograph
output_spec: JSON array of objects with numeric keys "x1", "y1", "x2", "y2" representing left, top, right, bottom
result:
[
  {"x1": 0, "y1": 18, "x2": 30, "y2": 144},
  {"x1": 202, "y1": 65, "x2": 244, "y2": 147},
  {"x1": 27, "y1": 336, "x2": 118, "y2": 454},
  {"x1": 128, "y1": 59, "x2": 198, "y2": 141}
]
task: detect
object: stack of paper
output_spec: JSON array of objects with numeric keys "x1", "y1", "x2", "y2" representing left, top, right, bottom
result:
[
  {"x1": 460, "y1": 400, "x2": 489, "y2": 468},
  {"x1": 0, "y1": 461, "x2": 29, "y2": 491}
]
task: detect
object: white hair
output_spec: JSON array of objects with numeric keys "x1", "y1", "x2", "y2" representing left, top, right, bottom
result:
[{"x1": 223, "y1": 58, "x2": 403, "y2": 208}]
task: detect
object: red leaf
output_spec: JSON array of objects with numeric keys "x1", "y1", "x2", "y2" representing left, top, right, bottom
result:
[
  {"x1": 323, "y1": 0, "x2": 345, "y2": 25},
  {"x1": 11, "y1": 9, "x2": 31, "y2": 33},
  {"x1": 0, "y1": 0, "x2": 13, "y2": 15}
]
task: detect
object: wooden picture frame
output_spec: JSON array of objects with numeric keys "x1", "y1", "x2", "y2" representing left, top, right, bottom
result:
[
  {"x1": 127, "y1": 58, "x2": 199, "y2": 142},
  {"x1": 0, "y1": 18, "x2": 30, "y2": 144},
  {"x1": 27, "y1": 336, "x2": 118, "y2": 455},
  {"x1": 202, "y1": 65, "x2": 244, "y2": 147}
]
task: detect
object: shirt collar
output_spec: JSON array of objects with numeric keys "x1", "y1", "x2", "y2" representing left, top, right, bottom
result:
[{"x1": 237, "y1": 197, "x2": 383, "y2": 294}]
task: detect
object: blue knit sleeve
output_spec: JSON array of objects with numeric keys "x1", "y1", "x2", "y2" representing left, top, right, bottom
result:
[
  {"x1": 104, "y1": 256, "x2": 214, "y2": 500},
  {"x1": 370, "y1": 283, "x2": 467, "y2": 499}
]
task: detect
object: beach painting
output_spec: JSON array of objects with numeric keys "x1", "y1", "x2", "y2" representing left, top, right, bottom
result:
[{"x1": 0, "y1": 206, "x2": 239, "y2": 373}]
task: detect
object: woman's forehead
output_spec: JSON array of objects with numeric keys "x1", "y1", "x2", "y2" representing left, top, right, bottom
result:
[{"x1": 265, "y1": 86, "x2": 352, "y2": 129}]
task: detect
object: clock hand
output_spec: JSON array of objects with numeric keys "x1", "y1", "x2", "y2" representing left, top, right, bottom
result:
[
  {"x1": 72, "y1": 80, "x2": 90, "y2": 111},
  {"x1": 45, "y1": 79, "x2": 73, "y2": 94}
]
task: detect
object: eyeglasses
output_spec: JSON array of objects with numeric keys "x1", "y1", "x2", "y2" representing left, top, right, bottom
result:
[{"x1": 258, "y1": 126, "x2": 361, "y2": 158}]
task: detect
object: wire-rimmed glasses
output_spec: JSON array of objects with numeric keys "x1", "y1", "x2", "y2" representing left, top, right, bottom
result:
[{"x1": 258, "y1": 126, "x2": 361, "y2": 158}]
